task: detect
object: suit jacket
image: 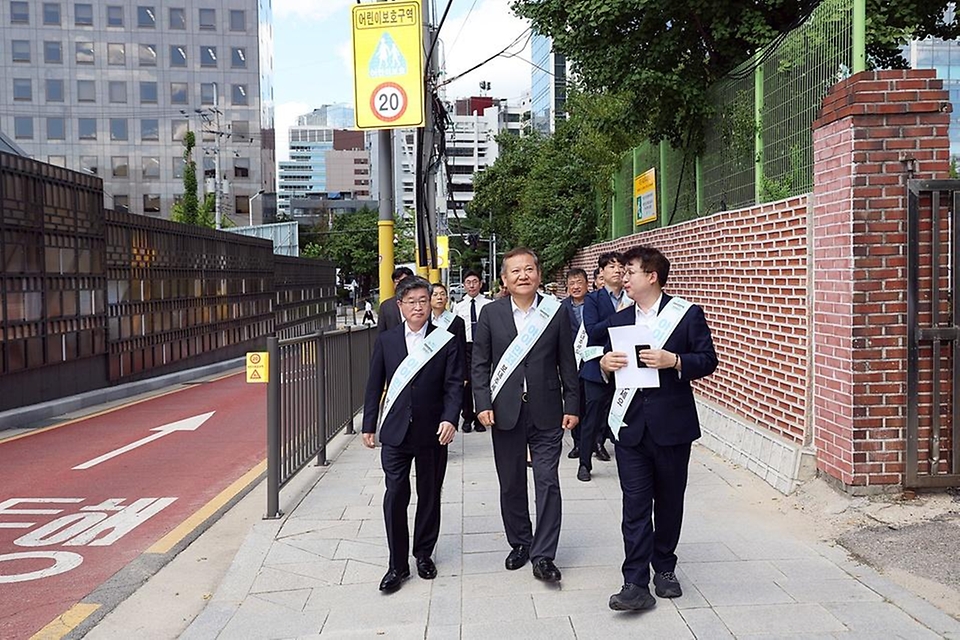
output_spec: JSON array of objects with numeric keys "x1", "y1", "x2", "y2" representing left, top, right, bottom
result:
[
  {"x1": 607, "y1": 294, "x2": 718, "y2": 447},
  {"x1": 362, "y1": 322, "x2": 463, "y2": 447},
  {"x1": 580, "y1": 287, "x2": 623, "y2": 383},
  {"x1": 432, "y1": 313, "x2": 467, "y2": 382},
  {"x1": 471, "y1": 295, "x2": 579, "y2": 431},
  {"x1": 377, "y1": 296, "x2": 402, "y2": 333},
  {"x1": 560, "y1": 296, "x2": 585, "y2": 344}
]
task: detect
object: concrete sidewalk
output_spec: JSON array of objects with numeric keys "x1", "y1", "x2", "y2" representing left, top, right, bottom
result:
[{"x1": 183, "y1": 422, "x2": 960, "y2": 639}]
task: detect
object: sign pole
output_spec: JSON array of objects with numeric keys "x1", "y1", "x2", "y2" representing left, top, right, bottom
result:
[{"x1": 378, "y1": 130, "x2": 395, "y2": 302}]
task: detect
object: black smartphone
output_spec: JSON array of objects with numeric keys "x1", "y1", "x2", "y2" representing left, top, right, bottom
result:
[{"x1": 635, "y1": 344, "x2": 650, "y2": 367}]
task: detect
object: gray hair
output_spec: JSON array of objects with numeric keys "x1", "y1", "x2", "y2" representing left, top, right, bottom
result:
[{"x1": 395, "y1": 275, "x2": 431, "y2": 301}]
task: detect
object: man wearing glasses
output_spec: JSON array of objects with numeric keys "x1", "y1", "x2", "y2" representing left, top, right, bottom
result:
[
  {"x1": 362, "y1": 276, "x2": 463, "y2": 593},
  {"x1": 599, "y1": 246, "x2": 717, "y2": 611}
]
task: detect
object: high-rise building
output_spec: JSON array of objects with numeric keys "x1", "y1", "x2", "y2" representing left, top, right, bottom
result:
[
  {"x1": 277, "y1": 106, "x2": 371, "y2": 217},
  {"x1": 0, "y1": 0, "x2": 275, "y2": 225},
  {"x1": 907, "y1": 13, "x2": 960, "y2": 161},
  {"x1": 530, "y1": 33, "x2": 566, "y2": 134}
]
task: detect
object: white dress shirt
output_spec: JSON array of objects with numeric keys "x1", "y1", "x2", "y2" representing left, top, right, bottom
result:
[
  {"x1": 453, "y1": 294, "x2": 491, "y2": 343},
  {"x1": 510, "y1": 296, "x2": 539, "y2": 391},
  {"x1": 403, "y1": 321, "x2": 428, "y2": 355}
]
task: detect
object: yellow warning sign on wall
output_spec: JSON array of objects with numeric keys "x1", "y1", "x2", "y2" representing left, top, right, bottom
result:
[{"x1": 246, "y1": 352, "x2": 269, "y2": 383}]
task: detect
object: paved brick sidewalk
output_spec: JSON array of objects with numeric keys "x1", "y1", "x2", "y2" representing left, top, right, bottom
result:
[{"x1": 183, "y1": 418, "x2": 960, "y2": 639}]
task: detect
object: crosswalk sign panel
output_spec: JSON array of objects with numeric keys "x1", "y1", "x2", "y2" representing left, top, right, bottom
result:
[{"x1": 352, "y1": 0, "x2": 424, "y2": 129}]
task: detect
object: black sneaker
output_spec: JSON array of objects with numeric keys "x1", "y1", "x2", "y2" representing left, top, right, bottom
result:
[
  {"x1": 653, "y1": 571, "x2": 682, "y2": 598},
  {"x1": 609, "y1": 583, "x2": 656, "y2": 611}
]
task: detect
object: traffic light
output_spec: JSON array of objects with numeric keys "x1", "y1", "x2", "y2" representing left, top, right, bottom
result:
[{"x1": 467, "y1": 233, "x2": 479, "y2": 249}]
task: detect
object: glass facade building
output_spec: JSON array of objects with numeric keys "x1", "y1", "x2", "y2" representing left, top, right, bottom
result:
[
  {"x1": 530, "y1": 33, "x2": 566, "y2": 134},
  {"x1": 908, "y1": 16, "x2": 960, "y2": 161}
]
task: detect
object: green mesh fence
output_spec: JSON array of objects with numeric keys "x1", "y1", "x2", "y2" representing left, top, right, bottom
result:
[{"x1": 607, "y1": 0, "x2": 857, "y2": 237}]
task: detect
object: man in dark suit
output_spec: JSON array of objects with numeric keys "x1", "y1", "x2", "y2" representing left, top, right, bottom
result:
[
  {"x1": 472, "y1": 248, "x2": 579, "y2": 583},
  {"x1": 560, "y1": 268, "x2": 589, "y2": 460},
  {"x1": 599, "y1": 245, "x2": 717, "y2": 611},
  {"x1": 377, "y1": 266, "x2": 415, "y2": 333},
  {"x1": 362, "y1": 276, "x2": 463, "y2": 593},
  {"x1": 429, "y1": 282, "x2": 467, "y2": 368},
  {"x1": 578, "y1": 252, "x2": 626, "y2": 481}
]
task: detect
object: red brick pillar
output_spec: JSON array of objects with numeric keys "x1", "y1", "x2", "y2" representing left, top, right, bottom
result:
[{"x1": 811, "y1": 70, "x2": 951, "y2": 491}]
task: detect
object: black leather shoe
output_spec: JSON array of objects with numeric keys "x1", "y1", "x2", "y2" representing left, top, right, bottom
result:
[
  {"x1": 379, "y1": 568, "x2": 410, "y2": 592},
  {"x1": 504, "y1": 545, "x2": 529, "y2": 570},
  {"x1": 577, "y1": 465, "x2": 591, "y2": 482},
  {"x1": 653, "y1": 571, "x2": 682, "y2": 598},
  {"x1": 567, "y1": 447, "x2": 580, "y2": 459},
  {"x1": 416, "y1": 557, "x2": 437, "y2": 580},
  {"x1": 609, "y1": 583, "x2": 656, "y2": 611},
  {"x1": 532, "y1": 558, "x2": 562, "y2": 582},
  {"x1": 462, "y1": 422, "x2": 472, "y2": 433},
  {"x1": 595, "y1": 444, "x2": 611, "y2": 462},
  {"x1": 474, "y1": 423, "x2": 486, "y2": 432}
]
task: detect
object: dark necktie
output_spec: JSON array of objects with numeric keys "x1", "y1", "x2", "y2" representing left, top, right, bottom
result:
[{"x1": 470, "y1": 298, "x2": 477, "y2": 339}]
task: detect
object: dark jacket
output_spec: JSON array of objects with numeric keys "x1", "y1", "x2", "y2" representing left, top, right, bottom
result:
[{"x1": 580, "y1": 287, "x2": 623, "y2": 383}]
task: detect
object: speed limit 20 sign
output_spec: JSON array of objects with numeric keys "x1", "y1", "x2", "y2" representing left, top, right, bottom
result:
[{"x1": 351, "y1": 0, "x2": 424, "y2": 129}]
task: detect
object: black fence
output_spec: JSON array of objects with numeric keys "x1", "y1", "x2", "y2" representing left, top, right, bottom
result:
[
  {"x1": 265, "y1": 326, "x2": 376, "y2": 518},
  {"x1": 1, "y1": 152, "x2": 336, "y2": 412}
]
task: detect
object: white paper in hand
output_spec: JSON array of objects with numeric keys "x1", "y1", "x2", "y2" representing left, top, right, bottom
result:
[{"x1": 609, "y1": 325, "x2": 660, "y2": 389}]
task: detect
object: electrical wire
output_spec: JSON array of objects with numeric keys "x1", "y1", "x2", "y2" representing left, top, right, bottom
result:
[{"x1": 438, "y1": 28, "x2": 532, "y2": 87}]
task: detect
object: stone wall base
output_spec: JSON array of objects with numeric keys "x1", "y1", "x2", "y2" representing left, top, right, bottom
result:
[{"x1": 696, "y1": 399, "x2": 816, "y2": 495}]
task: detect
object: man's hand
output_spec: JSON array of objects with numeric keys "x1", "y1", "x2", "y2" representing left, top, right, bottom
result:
[
  {"x1": 477, "y1": 409, "x2": 495, "y2": 428},
  {"x1": 362, "y1": 433, "x2": 376, "y2": 449},
  {"x1": 600, "y1": 351, "x2": 628, "y2": 373},
  {"x1": 437, "y1": 421, "x2": 456, "y2": 445},
  {"x1": 561, "y1": 414, "x2": 579, "y2": 430},
  {"x1": 638, "y1": 348, "x2": 676, "y2": 369}
]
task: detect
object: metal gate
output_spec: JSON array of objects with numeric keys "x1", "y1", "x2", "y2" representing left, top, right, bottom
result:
[{"x1": 906, "y1": 179, "x2": 960, "y2": 488}]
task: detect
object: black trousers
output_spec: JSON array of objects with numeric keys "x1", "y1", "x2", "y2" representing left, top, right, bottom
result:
[
  {"x1": 569, "y1": 377, "x2": 586, "y2": 449},
  {"x1": 490, "y1": 401, "x2": 563, "y2": 562},
  {"x1": 580, "y1": 379, "x2": 614, "y2": 471},
  {"x1": 381, "y1": 439, "x2": 448, "y2": 572},
  {"x1": 615, "y1": 428, "x2": 691, "y2": 586},
  {"x1": 461, "y1": 342, "x2": 476, "y2": 426}
]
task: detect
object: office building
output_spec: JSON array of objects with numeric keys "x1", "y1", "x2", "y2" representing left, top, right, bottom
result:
[
  {"x1": 907, "y1": 12, "x2": 960, "y2": 160},
  {"x1": 277, "y1": 107, "x2": 372, "y2": 217},
  {"x1": 530, "y1": 33, "x2": 566, "y2": 134},
  {"x1": 0, "y1": 0, "x2": 275, "y2": 224}
]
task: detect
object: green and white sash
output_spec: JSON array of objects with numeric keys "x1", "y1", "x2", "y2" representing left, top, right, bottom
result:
[
  {"x1": 490, "y1": 296, "x2": 562, "y2": 402},
  {"x1": 432, "y1": 310, "x2": 456, "y2": 331},
  {"x1": 608, "y1": 296, "x2": 693, "y2": 439},
  {"x1": 379, "y1": 328, "x2": 454, "y2": 428}
]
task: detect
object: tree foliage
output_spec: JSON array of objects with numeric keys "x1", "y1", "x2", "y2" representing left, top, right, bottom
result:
[
  {"x1": 469, "y1": 90, "x2": 637, "y2": 276},
  {"x1": 171, "y1": 130, "x2": 216, "y2": 227},
  {"x1": 512, "y1": 0, "x2": 958, "y2": 147}
]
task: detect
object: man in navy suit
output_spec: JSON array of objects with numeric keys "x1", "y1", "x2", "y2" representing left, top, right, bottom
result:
[
  {"x1": 560, "y1": 268, "x2": 589, "y2": 460},
  {"x1": 377, "y1": 266, "x2": 415, "y2": 333},
  {"x1": 599, "y1": 245, "x2": 717, "y2": 611},
  {"x1": 578, "y1": 252, "x2": 626, "y2": 481},
  {"x1": 362, "y1": 276, "x2": 463, "y2": 593},
  {"x1": 472, "y1": 248, "x2": 579, "y2": 583}
]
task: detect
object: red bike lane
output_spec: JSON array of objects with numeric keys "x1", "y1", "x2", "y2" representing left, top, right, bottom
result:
[{"x1": 0, "y1": 372, "x2": 266, "y2": 639}]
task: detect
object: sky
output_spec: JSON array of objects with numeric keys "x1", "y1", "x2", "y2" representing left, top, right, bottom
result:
[{"x1": 272, "y1": 0, "x2": 533, "y2": 162}]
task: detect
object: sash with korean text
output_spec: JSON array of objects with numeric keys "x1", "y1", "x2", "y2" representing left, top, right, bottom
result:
[
  {"x1": 379, "y1": 328, "x2": 453, "y2": 428},
  {"x1": 490, "y1": 296, "x2": 562, "y2": 402},
  {"x1": 608, "y1": 296, "x2": 693, "y2": 439},
  {"x1": 432, "y1": 310, "x2": 456, "y2": 331}
]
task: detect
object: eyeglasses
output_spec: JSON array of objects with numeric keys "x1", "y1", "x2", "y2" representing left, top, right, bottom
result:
[{"x1": 400, "y1": 298, "x2": 429, "y2": 308}]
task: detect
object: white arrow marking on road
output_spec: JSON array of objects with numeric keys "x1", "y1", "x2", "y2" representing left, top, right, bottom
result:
[{"x1": 72, "y1": 412, "x2": 216, "y2": 470}]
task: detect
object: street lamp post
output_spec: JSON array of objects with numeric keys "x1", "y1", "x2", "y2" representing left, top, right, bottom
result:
[{"x1": 249, "y1": 189, "x2": 265, "y2": 227}]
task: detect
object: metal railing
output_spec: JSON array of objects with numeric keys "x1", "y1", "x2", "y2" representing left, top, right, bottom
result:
[{"x1": 265, "y1": 325, "x2": 376, "y2": 518}]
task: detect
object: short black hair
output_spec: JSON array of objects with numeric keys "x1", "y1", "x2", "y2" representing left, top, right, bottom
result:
[
  {"x1": 463, "y1": 269, "x2": 482, "y2": 281},
  {"x1": 430, "y1": 282, "x2": 447, "y2": 295},
  {"x1": 621, "y1": 246, "x2": 670, "y2": 286},
  {"x1": 598, "y1": 251, "x2": 624, "y2": 269},
  {"x1": 395, "y1": 276, "x2": 431, "y2": 301},
  {"x1": 566, "y1": 268, "x2": 588, "y2": 282},
  {"x1": 392, "y1": 266, "x2": 414, "y2": 281}
]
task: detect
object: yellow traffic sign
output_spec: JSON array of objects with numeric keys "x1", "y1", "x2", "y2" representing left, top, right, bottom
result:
[
  {"x1": 246, "y1": 352, "x2": 269, "y2": 383},
  {"x1": 352, "y1": 0, "x2": 424, "y2": 129},
  {"x1": 634, "y1": 168, "x2": 658, "y2": 226}
]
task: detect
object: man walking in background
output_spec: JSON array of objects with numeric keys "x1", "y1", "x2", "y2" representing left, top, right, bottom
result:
[
  {"x1": 453, "y1": 270, "x2": 491, "y2": 433},
  {"x1": 561, "y1": 268, "x2": 589, "y2": 461},
  {"x1": 472, "y1": 248, "x2": 579, "y2": 583},
  {"x1": 378, "y1": 266, "x2": 414, "y2": 333}
]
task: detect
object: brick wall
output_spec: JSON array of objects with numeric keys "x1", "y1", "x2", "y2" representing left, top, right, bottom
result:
[
  {"x1": 569, "y1": 69, "x2": 952, "y2": 491},
  {"x1": 812, "y1": 69, "x2": 951, "y2": 488},
  {"x1": 569, "y1": 197, "x2": 811, "y2": 445}
]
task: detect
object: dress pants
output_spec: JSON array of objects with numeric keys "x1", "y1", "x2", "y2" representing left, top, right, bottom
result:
[
  {"x1": 615, "y1": 427, "x2": 691, "y2": 586},
  {"x1": 569, "y1": 377, "x2": 586, "y2": 449},
  {"x1": 461, "y1": 342, "x2": 477, "y2": 427},
  {"x1": 580, "y1": 379, "x2": 614, "y2": 471},
  {"x1": 490, "y1": 401, "x2": 563, "y2": 562},
  {"x1": 381, "y1": 438, "x2": 448, "y2": 572}
]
